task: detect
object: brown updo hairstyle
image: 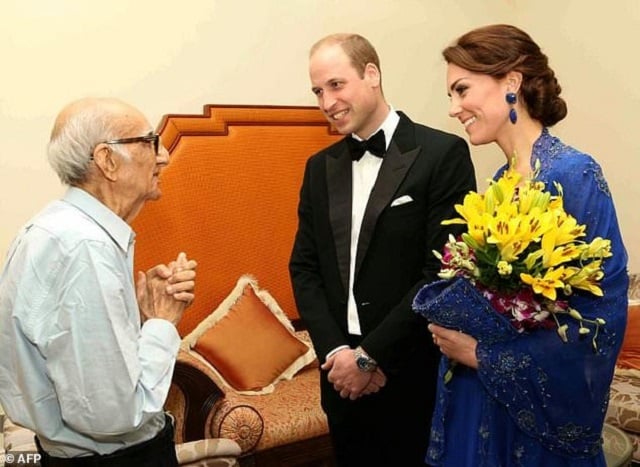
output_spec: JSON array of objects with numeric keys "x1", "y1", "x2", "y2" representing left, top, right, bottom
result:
[{"x1": 443, "y1": 24, "x2": 567, "y2": 127}]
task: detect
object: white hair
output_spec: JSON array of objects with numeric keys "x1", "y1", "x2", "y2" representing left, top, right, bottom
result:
[{"x1": 47, "y1": 100, "x2": 132, "y2": 185}]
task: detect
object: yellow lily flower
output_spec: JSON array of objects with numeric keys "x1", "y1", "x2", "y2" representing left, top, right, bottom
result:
[
  {"x1": 486, "y1": 203, "x2": 519, "y2": 246},
  {"x1": 552, "y1": 213, "x2": 586, "y2": 246},
  {"x1": 516, "y1": 185, "x2": 538, "y2": 215},
  {"x1": 566, "y1": 260, "x2": 605, "y2": 296},
  {"x1": 520, "y1": 267, "x2": 567, "y2": 300},
  {"x1": 514, "y1": 209, "x2": 554, "y2": 249},
  {"x1": 546, "y1": 243, "x2": 582, "y2": 268},
  {"x1": 442, "y1": 192, "x2": 485, "y2": 225}
]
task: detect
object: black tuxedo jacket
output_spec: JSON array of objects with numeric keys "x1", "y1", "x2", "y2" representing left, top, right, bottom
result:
[{"x1": 289, "y1": 112, "x2": 475, "y2": 410}]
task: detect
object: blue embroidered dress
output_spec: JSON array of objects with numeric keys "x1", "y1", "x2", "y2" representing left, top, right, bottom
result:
[{"x1": 414, "y1": 129, "x2": 628, "y2": 466}]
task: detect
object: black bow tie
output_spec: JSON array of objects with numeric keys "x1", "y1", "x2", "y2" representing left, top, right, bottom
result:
[{"x1": 347, "y1": 130, "x2": 386, "y2": 161}]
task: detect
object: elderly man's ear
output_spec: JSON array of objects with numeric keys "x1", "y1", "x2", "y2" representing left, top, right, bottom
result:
[{"x1": 91, "y1": 144, "x2": 119, "y2": 181}]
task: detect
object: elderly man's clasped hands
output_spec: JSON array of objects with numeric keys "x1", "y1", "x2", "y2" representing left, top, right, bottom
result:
[{"x1": 137, "y1": 251, "x2": 198, "y2": 326}]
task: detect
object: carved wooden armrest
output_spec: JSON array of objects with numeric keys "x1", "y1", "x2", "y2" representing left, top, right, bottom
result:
[
  {"x1": 170, "y1": 349, "x2": 225, "y2": 442},
  {"x1": 209, "y1": 402, "x2": 264, "y2": 454},
  {"x1": 169, "y1": 350, "x2": 266, "y2": 455}
]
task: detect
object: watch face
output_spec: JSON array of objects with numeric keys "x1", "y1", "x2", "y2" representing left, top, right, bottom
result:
[{"x1": 356, "y1": 356, "x2": 375, "y2": 372}]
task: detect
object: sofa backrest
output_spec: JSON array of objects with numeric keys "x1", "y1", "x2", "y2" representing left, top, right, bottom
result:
[{"x1": 131, "y1": 105, "x2": 341, "y2": 336}]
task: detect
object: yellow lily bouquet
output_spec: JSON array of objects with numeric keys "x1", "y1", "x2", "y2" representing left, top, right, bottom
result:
[{"x1": 433, "y1": 165, "x2": 612, "y2": 348}]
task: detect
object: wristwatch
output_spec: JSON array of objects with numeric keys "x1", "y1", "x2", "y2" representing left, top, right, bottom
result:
[{"x1": 354, "y1": 346, "x2": 377, "y2": 372}]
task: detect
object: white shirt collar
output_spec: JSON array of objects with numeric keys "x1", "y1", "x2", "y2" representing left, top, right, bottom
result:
[
  {"x1": 351, "y1": 105, "x2": 400, "y2": 151},
  {"x1": 63, "y1": 187, "x2": 134, "y2": 253}
]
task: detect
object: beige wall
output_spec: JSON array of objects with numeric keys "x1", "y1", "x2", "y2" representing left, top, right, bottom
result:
[{"x1": 1, "y1": 0, "x2": 638, "y2": 272}]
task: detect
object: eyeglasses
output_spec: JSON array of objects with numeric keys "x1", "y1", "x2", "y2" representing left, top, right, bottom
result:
[
  {"x1": 91, "y1": 134, "x2": 161, "y2": 159},
  {"x1": 104, "y1": 134, "x2": 161, "y2": 155}
]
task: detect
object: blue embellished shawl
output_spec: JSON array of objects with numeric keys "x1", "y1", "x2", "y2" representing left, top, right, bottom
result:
[{"x1": 415, "y1": 129, "x2": 628, "y2": 466}]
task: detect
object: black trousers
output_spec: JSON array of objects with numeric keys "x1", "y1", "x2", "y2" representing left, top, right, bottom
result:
[{"x1": 35, "y1": 415, "x2": 178, "y2": 467}]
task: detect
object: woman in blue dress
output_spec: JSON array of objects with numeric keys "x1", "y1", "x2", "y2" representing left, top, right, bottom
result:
[{"x1": 422, "y1": 24, "x2": 628, "y2": 466}]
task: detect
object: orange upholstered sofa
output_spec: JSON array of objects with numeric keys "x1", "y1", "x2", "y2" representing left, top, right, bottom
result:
[{"x1": 132, "y1": 105, "x2": 342, "y2": 466}]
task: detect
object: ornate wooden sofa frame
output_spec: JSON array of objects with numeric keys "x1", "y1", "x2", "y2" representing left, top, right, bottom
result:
[{"x1": 132, "y1": 105, "x2": 342, "y2": 466}]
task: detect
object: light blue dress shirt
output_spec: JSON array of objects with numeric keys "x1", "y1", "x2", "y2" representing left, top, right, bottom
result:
[{"x1": 0, "y1": 187, "x2": 180, "y2": 457}]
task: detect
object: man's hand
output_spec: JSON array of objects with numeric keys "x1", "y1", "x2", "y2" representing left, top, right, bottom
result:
[
  {"x1": 322, "y1": 348, "x2": 379, "y2": 400},
  {"x1": 361, "y1": 367, "x2": 387, "y2": 396},
  {"x1": 165, "y1": 252, "x2": 198, "y2": 303},
  {"x1": 136, "y1": 252, "x2": 197, "y2": 325}
]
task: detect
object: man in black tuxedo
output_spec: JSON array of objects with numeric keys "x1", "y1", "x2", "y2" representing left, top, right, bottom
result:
[{"x1": 289, "y1": 33, "x2": 476, "y2": 466}]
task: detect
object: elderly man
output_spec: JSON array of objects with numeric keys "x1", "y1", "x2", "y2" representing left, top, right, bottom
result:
[{"x1": 0, "y1": 97, "x2": 196, "y2": 467}]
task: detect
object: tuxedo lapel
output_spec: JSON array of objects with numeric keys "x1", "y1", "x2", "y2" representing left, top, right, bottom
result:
[
  {"x1": 355, "y1": 116, "x2": 419, "y2": 280},
  {"x1": 326, "y1": 141, "x2": 352, "y2": 294}
]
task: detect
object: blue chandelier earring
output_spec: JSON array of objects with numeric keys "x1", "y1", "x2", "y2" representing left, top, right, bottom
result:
[{"x1": 506, "y1": 92, "x2": 518, "y2": 124}]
